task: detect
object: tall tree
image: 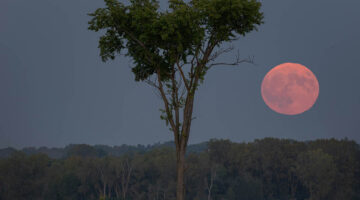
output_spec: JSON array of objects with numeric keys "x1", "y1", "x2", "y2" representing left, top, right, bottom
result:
[
  {"x1": 295, "y1": 149, "x2": 337, "y2": 200},
  {"x1": 88, "y1": 0, "x2": 263, "y2": 199}
]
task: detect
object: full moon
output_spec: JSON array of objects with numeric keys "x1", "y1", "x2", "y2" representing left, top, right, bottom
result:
[{"x1": 261, "y1": 63, "x2": 319, "y2": 115}]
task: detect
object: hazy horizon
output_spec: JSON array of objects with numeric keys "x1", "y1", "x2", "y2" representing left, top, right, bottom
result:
[{"x1": 1, "y1": 136, "x2": 358, "y2": 150}]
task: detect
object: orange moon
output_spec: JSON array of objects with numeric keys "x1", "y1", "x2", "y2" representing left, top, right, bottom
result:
[{"x1": 261, "y1": 63, "x2": 319, "y2": 115}]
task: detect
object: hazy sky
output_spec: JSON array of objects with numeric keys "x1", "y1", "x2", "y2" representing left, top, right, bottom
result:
[{"x1": 1, "y1": 0, "x2": 360, "y2": 148}]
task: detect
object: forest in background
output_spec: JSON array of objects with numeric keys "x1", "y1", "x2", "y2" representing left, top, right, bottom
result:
[{"x1": 0, "y1": 138, "x2": 359, "y2": 200}]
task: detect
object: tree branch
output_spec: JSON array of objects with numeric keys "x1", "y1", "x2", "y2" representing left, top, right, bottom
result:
[
  {"x1": 180, "y1": 38, "x2": 217, "y2": 148},
  {"x1": 144, "y1": 77, "x2": 159, "y2": 89},
  {"x1": 156, "y1": 69, "x2": 179, "y2": 148},
  {"x1": 208, "y1": 45, "x2": 235, "y2": 62},
  {"x1": 171, "y1": 64, "x2": 180, "y2": 135},
  {"x1": 188, "y1": 45, "x2": 201, "y2": 90},
  {"x1": 176, "y1": 58, "x2": 190, "y2": 92},
  {"x1": 208, "y1": 52, "x2": 254, "y2": 69}
]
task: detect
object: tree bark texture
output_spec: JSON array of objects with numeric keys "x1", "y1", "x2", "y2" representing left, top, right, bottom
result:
[{"x1": 176, "y1": 147, "x2": 186, "y2": 200}]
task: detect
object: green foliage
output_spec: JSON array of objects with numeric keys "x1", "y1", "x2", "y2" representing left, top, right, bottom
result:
[
  {"x1": 1, "y1": 138, "x2": 359, "y2": 199},
  {"x1": 296, "y1": 149, "x2": 337, "y2": 200},
  {"x1": 88, "y1": 0, "x2": 263, "y2": 81}
]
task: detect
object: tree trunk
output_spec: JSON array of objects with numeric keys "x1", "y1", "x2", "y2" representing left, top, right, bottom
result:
[
  {"x1": 175, "y1": 92, "x2": 195, "y2": 200},
  {"x1": 176, "y1": 146, "x2": 186, "y2": 200}
]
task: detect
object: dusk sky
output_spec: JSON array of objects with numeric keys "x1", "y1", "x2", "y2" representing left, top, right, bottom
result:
[{"x1": 1, "y1": 0, "x2": 359, "y2": 148}]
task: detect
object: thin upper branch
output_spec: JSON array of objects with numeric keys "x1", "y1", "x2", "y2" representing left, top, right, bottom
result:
[
  {"x1": 176, "y1": 58, "x2": 190, "y2": 92},
  {"x1": 188, "y1": 45, "x2": 202, "y2": 90},
  {"x1": 208, "y1": 51, "x2": 254, "y2": 69},
  {"x1": 208, "y1": 45, "x2": 235, "y2": 62},
  {"x1": 144, "y1": 77, "x2": 159, "y2": 89}
]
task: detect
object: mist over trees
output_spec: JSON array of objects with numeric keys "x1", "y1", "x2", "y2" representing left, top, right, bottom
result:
[{"x1": 0, "y1": 138, "x2": 359, "y2": 200}]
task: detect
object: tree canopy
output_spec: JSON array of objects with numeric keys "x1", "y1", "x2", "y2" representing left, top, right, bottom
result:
[{"x1": 88, "y1": 0, "x2": 263, "y2": 81}]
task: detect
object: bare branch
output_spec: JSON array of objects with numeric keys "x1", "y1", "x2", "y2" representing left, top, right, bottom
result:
[
  {"x1": 208, "y1": 45, "x2": 235, "y2": 62},
  {"x1": 177, "y1": 73, "x2": 183, "y2": 90},
  {"x1": 179, "y1": 84, "x2": 187, "y2": 102},
  {"x1": 188, "y1": 45, "x2": 202, "y2": 90},
  {"x1": 144, "y1": 77, "x2": 159, "y2": 89},
  {"x1": 207, "y1": 57, "x2": 253, "y2": 68},
  {"x1": 176, "y1": 57, "x2": 190, "y2": 92},
  {"x1": 208, "y1": 50, "x2": 254, "y2": 69},
  {"x1": 145, "y1": 76, "x2": 162, "y2": 100}
]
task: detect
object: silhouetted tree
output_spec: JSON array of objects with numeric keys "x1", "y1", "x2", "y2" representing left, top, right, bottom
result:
[{"x1": 87, "y1": 0, "x2": 263, "y2": 199}]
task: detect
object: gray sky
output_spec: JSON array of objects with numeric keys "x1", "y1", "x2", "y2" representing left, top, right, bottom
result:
[{"x1": 0, "y1": 0, "x2": 359, "y2": 148}]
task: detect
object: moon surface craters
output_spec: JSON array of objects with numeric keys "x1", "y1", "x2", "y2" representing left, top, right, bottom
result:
[{"x1": 261, "y1": 63, "x2": 319, "y2": 115}]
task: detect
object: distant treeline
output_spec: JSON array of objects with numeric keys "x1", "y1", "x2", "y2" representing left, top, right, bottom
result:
[
  {"x1": 0, "y1": 138, "x2": 359, "y2": 200},
  {"x1": 0, "y1": 141, "x2": 207, "y2": 159}
]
